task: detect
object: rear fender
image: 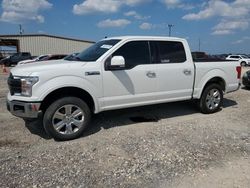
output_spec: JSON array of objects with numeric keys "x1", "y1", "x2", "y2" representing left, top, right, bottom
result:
[{"x1": 193, "y1": 69, "x2": 226, "y2": 99}]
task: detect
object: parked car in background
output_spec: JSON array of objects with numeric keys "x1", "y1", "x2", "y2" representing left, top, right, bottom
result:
[
  {"x1": 18, "y1": 55, "x2": 49, "y2": 65},
  {"x1": 0, "y1": 53, "x2": 4, "y2": 60},
  {"x1": 191, "y1": 51, "x2": 208, "y2": 60},
  {"x1": 192, "y1": 52, "x2": 224, "y2": 61},
  {"x1": 17, "y1": 54, "x2": 67, "y2": 66},
  {"x1": 226, "y1": 55, "x2": 250, "y2": 66},
  {"x1": 0, "y1": 52, "x2": 32, "y2": 66},
  {"x1": 64, "y1": 53, "x2": 79, "y2": 60},
  {"x1": 242, "y1": 70, "x2": 250, "y2": 89},
  {"x1": 40, "y1": 54, "x2": 67, "y2": 61}
]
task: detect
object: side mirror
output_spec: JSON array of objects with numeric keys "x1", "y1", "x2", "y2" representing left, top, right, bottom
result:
[{"x1": 109, "y1": 56, "x2": 125, "y2": 70}]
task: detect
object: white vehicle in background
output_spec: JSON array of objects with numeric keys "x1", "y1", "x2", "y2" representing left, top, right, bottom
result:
[
  {"x1": 226, "y1": 55, "x2": 250, "y2": 66},
  {"x1": 17, "y1": 55, "x2": 48, "y2": 66}
]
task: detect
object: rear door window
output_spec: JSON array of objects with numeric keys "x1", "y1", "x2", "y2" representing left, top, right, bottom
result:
[{"x1": 150, "y1": 41, "x2": 186, "y2": 63}]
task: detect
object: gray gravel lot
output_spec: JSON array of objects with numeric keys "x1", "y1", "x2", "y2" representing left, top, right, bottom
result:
[{"x1": 0, "y1": 67, "x2": 250, "y2": 188}]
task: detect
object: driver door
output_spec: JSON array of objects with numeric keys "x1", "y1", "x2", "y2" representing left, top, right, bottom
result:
[{"x1": 102, "y1": 41, "x2": 157, "y2": 110}]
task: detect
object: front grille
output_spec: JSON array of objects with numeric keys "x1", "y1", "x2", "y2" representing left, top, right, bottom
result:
[{"x1": 8, "y1": 73, "x2": 21, "y2": 95}]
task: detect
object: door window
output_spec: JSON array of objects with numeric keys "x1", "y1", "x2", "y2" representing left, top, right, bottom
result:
[
  {"x1": 231, "y1": 56, "x2": 240, "y2": 59},
  {"x1": 112, "y1": 41, "x2": 150, "y2": 69},
  {"x1": 150, "y1": 41, "x2": 186, "y2": 63}
]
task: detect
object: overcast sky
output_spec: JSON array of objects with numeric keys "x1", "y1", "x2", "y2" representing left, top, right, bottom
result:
[{"x1": 0, "y1": 0, "x2": 250, "y2": 54}]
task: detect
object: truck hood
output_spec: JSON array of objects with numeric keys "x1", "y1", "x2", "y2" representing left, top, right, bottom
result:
[{"x1": 11, "y1": 60, "x2": 87, "y2": 76}]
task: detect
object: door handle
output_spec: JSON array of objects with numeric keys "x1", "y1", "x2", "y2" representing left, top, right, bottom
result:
[
  {"x1": 183, "y1": 69, "x2": 192, "y2": 75},
  {"x1": 146, "y1": 71, "x2": 156, "y2": 78}
]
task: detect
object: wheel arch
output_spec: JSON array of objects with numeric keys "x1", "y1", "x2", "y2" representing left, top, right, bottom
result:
[
  {"x1": 197, "y1": 76, "x2": 226, "y2": 99},
  {"x1": 40, "y1": 87, "x2": 97, "y2": 114}
]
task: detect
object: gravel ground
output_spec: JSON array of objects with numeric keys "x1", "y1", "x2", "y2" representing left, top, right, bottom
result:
[{"x1": 0, "y1": 67, "x2": 250, "y2": 188}]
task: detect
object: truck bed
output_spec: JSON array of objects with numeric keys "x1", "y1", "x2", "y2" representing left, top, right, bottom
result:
[{"x1": 193, "y1": 60, "x2": 240, "y2": 98}]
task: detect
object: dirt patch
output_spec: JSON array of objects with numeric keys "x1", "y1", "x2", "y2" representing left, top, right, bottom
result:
[{"x1": 0, "y1": 139, "x2": 27, "y2": 148}]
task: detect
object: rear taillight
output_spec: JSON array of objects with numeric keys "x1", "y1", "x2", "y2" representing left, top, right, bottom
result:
[{"x1": 236, "y1": 66, "x2": 241, "y2": 79}]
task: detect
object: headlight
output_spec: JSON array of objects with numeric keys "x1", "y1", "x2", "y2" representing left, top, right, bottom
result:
[{"x1": 20, "y1": 76, "x2": 39, "y2": 97}]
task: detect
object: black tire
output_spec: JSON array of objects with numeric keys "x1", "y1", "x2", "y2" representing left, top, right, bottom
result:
[
  {"x1": 199, "y1": 83, "x2": 223, "y2": 114},
  {"x1": 241, "y1": 61, "x2": 246, "y2": 66},
  {"x1": 43, "y1": 97, "x2": 91, "y2": 141}
]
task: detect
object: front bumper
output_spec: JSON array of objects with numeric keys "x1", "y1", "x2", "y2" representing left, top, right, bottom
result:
[{"x1": 7, "y1": 100, "x2": 42, "y2": 119}]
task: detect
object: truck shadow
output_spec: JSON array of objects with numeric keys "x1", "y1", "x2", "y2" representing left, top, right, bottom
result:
[
  {"x1": 82, "y1": 98, "x2": 237, "y2": 138},
  {"x1": 241, "y1": 86, "x2": 250, "y2": 91},
  {"x1": 24, "y1": 98, "x2": 237, "y2": 140},
  {"x1": 25, "y1": 119, "x2": 51, "y2": 139}
]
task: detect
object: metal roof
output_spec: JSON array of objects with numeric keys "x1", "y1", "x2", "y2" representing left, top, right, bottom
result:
[{"x1": 0, "y1": 34, "x2": 95, "y2": 43}]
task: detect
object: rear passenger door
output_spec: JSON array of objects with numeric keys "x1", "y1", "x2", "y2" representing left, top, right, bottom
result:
[
  {"x1": 102, "y1": 41, "x2": 157, "y2": 110},
  {"x1": 150, "y1": 41, "x2": 194, "y2": 101}
]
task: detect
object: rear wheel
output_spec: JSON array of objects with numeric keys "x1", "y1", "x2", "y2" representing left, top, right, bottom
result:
[
  {"x1": 43, "y1": 97, "x2": 91, "y2": 141},
  {"x1": 241, "y1": 61, "x2": 246, "y2": 66},
  {"x1": 199, "y1": 84, "x2": 223, "y2": 114}
]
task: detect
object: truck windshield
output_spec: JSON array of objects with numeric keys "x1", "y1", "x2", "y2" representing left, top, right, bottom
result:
[{"x1": 72, "y1": 39, "x2": 120, "y2": 62}]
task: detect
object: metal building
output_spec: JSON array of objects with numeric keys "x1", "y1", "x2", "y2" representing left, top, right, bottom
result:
[{"x1": 0, "y1": 34, "x2": 95, "y2": 56}]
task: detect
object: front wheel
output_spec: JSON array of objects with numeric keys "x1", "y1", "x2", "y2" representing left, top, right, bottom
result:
[
  {"x1": 43, "y1": 97, "x2": 91, "y2": 141},
  {"x1": 199, "y1": 84, "x2": 223, "y2": 114}
]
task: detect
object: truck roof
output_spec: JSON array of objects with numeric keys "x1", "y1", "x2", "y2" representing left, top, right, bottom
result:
[{"x1": 105, "y1": 36, "x2": 186, "y2": 41}]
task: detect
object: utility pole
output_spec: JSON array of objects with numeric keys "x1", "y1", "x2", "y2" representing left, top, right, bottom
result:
[
  {"x1": 168, "y1": 24, "x2": 174, "y2": 37},
  {"x1": 19, "y1": 24, "x2": 23, "y2": 35},
  {"x1": 198, "y1": 38, "x2": 201, "y2": 51}
]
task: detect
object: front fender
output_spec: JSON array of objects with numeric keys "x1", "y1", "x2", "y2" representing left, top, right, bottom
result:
[{"x1": 33, "y1": 76, "x2": 100, "y2": 112}]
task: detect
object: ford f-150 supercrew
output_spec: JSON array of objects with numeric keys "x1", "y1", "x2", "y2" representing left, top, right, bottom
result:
[{"x1": 7, "y1": 36, "x2": 241, "y2": 140}]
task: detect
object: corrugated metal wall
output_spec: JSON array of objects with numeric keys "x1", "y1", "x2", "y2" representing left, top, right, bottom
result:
[{"x1": 1, "y1": 35, "x2": 94, "y2": 56}]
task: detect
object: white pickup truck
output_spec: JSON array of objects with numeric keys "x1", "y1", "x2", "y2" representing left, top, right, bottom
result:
[{"x1": 7, "y1": 36, "x2": 241, "y2": 140}]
